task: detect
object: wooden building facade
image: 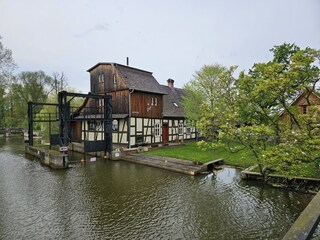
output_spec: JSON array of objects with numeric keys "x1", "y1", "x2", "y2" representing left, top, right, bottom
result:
[
  {"x1": 77, "y1": 62, "x2": 196, "y2": 148},
  {"x1": 279, "y1": 91, "x2": 320, "y2": 122}
]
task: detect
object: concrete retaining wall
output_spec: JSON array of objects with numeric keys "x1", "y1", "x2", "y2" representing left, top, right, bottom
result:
[
  {"x1": 283, "y1": 191, "x2": 320, "y2": 240},
  {"x1": 241, "y1": 166, "x2": 320, "y2": 193},
  {"x1": 25, "y1": 146, "x2": 68, "y2": 169}
]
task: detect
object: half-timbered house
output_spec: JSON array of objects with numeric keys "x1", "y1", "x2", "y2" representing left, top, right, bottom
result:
[{"x1": 76, "y1": 62, "x2": 196, "y2": 148}]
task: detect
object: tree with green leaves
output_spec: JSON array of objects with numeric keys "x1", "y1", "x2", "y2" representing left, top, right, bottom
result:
[
  {"x1": 181, "y1": 64, "x2": 238, "y2": 139},
  {"x1": 13, "y1": 71, "x2": 54, "y2": 103},
  {"x1": 0, "y1": 36, "x2": 17, "y2": 126},
  {"x1": 192, "y1": 43, "x2": 320, "y2": 178},
  {"x1": 10, "y1": 71, "x2": 54, "y2": 127}
]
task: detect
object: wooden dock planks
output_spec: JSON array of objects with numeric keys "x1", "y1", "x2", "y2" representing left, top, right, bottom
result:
[{"x1": 121, "y1": 154, "x2": 224, "y2": 176}]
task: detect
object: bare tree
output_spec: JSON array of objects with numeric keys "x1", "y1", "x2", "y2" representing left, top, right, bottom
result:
[{"x1": 51, "y1": 71, "x2": 68, "y2": 96}]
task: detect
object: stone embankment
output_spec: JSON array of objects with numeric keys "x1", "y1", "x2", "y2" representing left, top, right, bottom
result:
[
  {"x1": 242, "y1": 165, "x2": 320, "y2": 193},
  {"x1": 25, "y1": 146, "x2": 68, "y2": 169}
]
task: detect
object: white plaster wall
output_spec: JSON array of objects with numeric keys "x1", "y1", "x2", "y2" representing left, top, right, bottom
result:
[
  {"x1": 119, "y1": 133, "x2": 127, "y2": 144},
  {"x1": 112, "y1": 133, "x2": 118, "y2": 143},
  {"x1": 136, "y1": 118, "x2": 143, "y2": 132},
  {"x1": 130, "y1": 136, "x2": 136, "y2": 145},
  {"x1": 145, "y1": 136, "x2": 152, "y2": 144},
  {"x1": 85, "y1": 132, "x2": 103, "y2": 141},
  {"x1": 118, "y1": 120, "x2": 127, "y2": 132}
]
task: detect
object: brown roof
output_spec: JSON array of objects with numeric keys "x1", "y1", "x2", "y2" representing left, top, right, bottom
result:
[
  {"x1": 87, "y1": 62, "x2": 167, "y2": 95},
  {"x1": 161, "y1": 85, "x2": 187, "y2": 118},
  {"x1": 116, "y1": 64, "x2": 167, "y2": 94}
]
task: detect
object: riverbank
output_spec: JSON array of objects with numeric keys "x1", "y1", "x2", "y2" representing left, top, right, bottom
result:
[{"x1": 145, "y1": 141, "x2": 320, "y2": 179}]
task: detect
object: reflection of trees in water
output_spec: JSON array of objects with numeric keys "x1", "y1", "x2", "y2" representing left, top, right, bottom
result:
[{"x1": 0, "y1": 142, "x2": 316, "y2": 239}]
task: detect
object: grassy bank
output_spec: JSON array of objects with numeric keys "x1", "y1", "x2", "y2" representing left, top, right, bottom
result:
[
  {"x1": 146, "y1": 141, "x2": 256, "y2": 169},
  {"x1": 145, "y1": 141, "x2": 319, "y2": 178}
]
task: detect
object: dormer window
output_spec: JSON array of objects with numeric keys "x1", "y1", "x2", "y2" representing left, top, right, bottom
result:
[{"x1": 113, "y1": 74, "x2": 117, "y2": 84}]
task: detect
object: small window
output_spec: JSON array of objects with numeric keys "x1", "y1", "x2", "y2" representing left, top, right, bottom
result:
[
  {"x1": 151, "y1": 97, "x2": 158, "y2": 106},
  {"x1": 113, "y1": 74, "x2": 117, "y2": 84},
  {"x1": 178, "y1": 123, "x2": 184, "y2": 135},
  {"x1": 88, "y1": 121, "x2": 96, "y2": 131},
  {"x1": 186, "y1": 121, "x2": 192, "y2": 134},
  {"x1": 302, "y1": 106, "x2": 307, "y2": 114},
  {"x1": 136, "y1": 135, "x2": 143, "y2": 144},
  {"x1": 98, "y1": 73, "x2": 104, "y2": 83},
  {"x1": 154, "y1": 123, "x2": 160, "y2": 137}
]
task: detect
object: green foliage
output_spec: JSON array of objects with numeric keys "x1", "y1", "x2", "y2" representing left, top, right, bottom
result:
[
  {"x1": 36, "y1": 90, "x2": 85, "y2": 141},
  {"x1": 0, "y1": 36, "x2": 17, "y2": 127},
  {"x1": 181, "y1": 64, "x2": 238, "y2": 123},
  {"x1": 186, "y1": 43, "x2": 320, "y2": 178},
  {"x1": 13, "y1": 71, "x2": 53, "y2": 103},
  {"x1": 146, "y1": 141, "x2": 318, "y2": 177},
  {"x1": 181, "y1": 84, "x2": 203, "y2": 122},
  {"x1": 145, "y1": 141, "x2": 256, "y2": 167}
]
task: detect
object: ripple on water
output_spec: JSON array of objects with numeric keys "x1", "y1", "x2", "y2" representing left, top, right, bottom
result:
[{"x1": 0, "y1": 139, "x2": 316, "y2": 240}]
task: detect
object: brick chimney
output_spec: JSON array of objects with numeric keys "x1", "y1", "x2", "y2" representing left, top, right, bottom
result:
[{"x1": 167, "y1": 79, "x2": 174, "y2": 89}]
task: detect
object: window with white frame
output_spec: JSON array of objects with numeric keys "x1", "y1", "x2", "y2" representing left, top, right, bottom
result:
[
  {"x1": 154, "y1": 123, "x2": 160, "y2": 137},
  {"x1": 98, "y1": 73, "x2": 104, "y2": 83},
  {"x1": 186, "y1": 121, "x2": 192, "y2": 134},
  {"x1": 178, "y1": 123, "x2": 184, "y2": 135},
  {"x1": 151, "y1": 96, "x2": 158, "y2": 106}
]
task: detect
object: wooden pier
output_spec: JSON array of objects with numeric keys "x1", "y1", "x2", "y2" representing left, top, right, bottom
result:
[{"x1": 121, "y1": 154, "x2": 224, "y2": 175}]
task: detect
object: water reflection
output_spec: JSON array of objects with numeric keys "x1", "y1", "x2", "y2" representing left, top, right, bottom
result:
[{"x1": 0, "y1": 138, "x2": 319, "y2": 239}]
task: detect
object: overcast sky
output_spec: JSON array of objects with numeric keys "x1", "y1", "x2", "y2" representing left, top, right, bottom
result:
[{"x1": 1, "y1": 0, "x2": 319, "y2": 93}]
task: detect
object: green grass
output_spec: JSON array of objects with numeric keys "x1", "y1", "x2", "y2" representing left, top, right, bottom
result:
[
  {"x1": 145, "y1": 141, "x2": 256, "y2": 169},
  {"x1": 145, "y1": 141, "x2": 320, "y2": 178}
]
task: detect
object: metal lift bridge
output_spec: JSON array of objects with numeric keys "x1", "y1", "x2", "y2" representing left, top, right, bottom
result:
[{"x1": 27, "y1": 91, "x2": 112, "y2": 165}]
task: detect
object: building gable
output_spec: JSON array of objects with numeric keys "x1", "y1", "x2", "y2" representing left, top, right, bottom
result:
[
  {"x1": 87, "y1": 62, "x2": 167, "y2": 95},
  {"x1": 279, "y1": 90, "x2": 320, "y2": 120}
]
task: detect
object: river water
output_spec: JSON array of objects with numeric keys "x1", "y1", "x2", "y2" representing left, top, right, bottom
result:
[{"x1": 0, "y1": 138, "x2": 319, "y2": 240}]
